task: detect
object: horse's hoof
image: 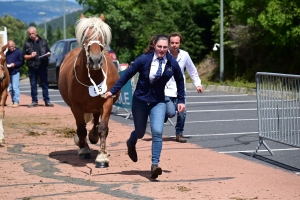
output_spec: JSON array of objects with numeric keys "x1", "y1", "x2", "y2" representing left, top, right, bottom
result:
[
  {"x1": 95, "y1": 153, "x2": 109, "y2": 167},
  {"x1": 0, "y1": 138, "x2": 5, "y2": 144},
  {"x1": 78, "y1": 146, "x2": 91, "y2": 159},
  {"x1": 88, "y1": 135, "x2": 99, "y2": 144},
  {"x1": 88, "y1": 127, "x2": 99, "y2": 144},
  {"x1": 79, "y1": 153, "x2": 91, "y2": 159},
  {"x1": 95, "y1": 162, "x2": 109, "y2": 168}
]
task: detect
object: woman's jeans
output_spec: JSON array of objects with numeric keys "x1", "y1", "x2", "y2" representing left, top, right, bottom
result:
[
  {"x1": 165, "y1": 96, "x2": 187, "y2": 135},
  {"x1": 9, "y1": 72, "x2": 20, "y2": 104},
  {"x1": 128, "y1": 96, "x2": 166, "y2": 165}
]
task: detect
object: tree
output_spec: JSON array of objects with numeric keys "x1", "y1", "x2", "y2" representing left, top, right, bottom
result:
[
  {"x1": 67, "y1": 25, "x2": 76, "y2": 38},
  {"x1": 47, "y1": 24, "x2": 55, "y2": 46},
  {"x1": 78, "y1": 0, "x2": 205, "y2": 63},
  {"x1": 209, "y1": 0, "x2": 300, "y2": 81},
  {"x1": 28, "y1": 22, "x2": 37, "y2": 27},
  {"x1": 0, "y1": 14, "x2": 27, "y2": 49},
  {"x1": 55, "y1": 26, "x2": 63, "y2": 41}
]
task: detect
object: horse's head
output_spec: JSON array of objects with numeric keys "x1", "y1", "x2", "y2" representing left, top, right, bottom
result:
[
  {"x1": 75, "y1": 14, "x2": 112, "y2": 71},
  {"x1": 0, "y1": 44, "x2": 8, "y2": 82}
]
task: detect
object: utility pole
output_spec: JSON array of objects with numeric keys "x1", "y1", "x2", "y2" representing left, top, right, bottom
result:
[
  {"x1": 220, "y1": 0, "x2": 224, "y2": 82},
  {"x1": 63, "y1": 0, "x2": 66, "y2": 39},
  {"x1": 38, "y1": 12, "x2": 47, "y2": 39}
]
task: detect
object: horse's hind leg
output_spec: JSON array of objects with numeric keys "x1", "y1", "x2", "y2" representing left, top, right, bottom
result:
[
  {"x1": 95, "y1": 119, "x2": 109, "y2": 168},
  {"x1": 88, "y1": 113, "x2": 100, "y2": 144}
]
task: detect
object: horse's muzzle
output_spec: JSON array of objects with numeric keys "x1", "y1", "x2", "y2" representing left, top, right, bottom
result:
[{"x1": 89, "y1": 55, "x2": 103, "y2": 70}]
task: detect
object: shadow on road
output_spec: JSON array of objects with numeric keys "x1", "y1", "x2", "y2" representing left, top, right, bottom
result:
[{"x1": 240, "y1": 152, "x2": 300, "y2": 173}]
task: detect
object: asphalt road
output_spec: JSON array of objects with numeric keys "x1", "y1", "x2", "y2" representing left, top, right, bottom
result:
[{"x1": 19, "y1": 79, "x2": 300, "y2": 175}]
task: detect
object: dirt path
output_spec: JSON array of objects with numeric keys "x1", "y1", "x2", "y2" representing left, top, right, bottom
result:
[{"x1": 0, "y1": 94, "x2": 299, "y2": 200}]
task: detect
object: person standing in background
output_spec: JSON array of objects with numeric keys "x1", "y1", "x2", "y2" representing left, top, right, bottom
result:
[
  {"x1": 6, "y1": 40, "x2": 24, "y2": 108},
  {"x1": 165, "y1": 32, "x2": 203, "y2": 143},
  {"x1": 23, "y1": 26, "x2": 54, "y2": 108}
]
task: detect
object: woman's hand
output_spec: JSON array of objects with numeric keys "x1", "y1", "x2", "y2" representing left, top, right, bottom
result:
[
  {"x1": 177, "y1": 103, "x2": 185, "y2": 113},
  {"x1": 105, "y1": 91, "x2": 113, "y2": 98}
]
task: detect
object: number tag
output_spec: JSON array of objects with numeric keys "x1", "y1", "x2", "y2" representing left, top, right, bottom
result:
[{"x1": 88, "y1": 81, "x2": 107, "y2": 97}]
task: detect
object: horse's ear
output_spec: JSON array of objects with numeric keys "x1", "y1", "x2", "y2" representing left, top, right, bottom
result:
[
  {"x1": 100, "y1": 14, "x2": 105, "y2": 21},
  {"x1": 1, "y1": 44, "x2": 8, "y2": 53},
  {"x1": 80, "y1": 13, "x2": 85, "y2": 19}
]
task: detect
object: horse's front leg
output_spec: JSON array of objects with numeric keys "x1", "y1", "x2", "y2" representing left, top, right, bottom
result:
[
  {"x1": 95, "y1": 102, "x2": 113, "y2": 168},
  {"x1": 72, "y1": 108, "x2": 91, "y2": 159},
  {"x1": 0, "y1": 90, "x2": 8, "y2": 144},
  {"x1": 88, "y1": 113, "x2": 100, "y2": 144},
  {"x1": 95, "y1": 119, "x2": 109, "y2": 168}
]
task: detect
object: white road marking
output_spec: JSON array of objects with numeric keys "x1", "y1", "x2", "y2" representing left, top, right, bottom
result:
[
  {"x1": 21, "y1": 89, "x2": 58, "y2": 93},
  {"x1": 168, "y1": 132, "x2": 258, "y2": 138},
  {"x1": 19, "y1": 86, "x2": 31, "y2": 89},
  {"x1": 185, "y1": 118, "x2": 257, "y2": 123},
  {"x1": 48, "y1": 100, "x2": 65, "y2": 103},
  {"x1": 187, "y1": 108, "x2": 257, "y2": 113},
  {"x1": 187, "y1": 100, "x2": 257, "y2": 104},
  {"x1": 37, "y1": 95, "x2": 62, "y2": 97},
  {"x1": 219, "y1": 148, "x2": 299, "y2": 154},
  {"x1": 128, "y1": 118, "x2": 258, "y2": 126},
  {"x1": 186, "y1": 94, "x2": 249, "y2": 98}
]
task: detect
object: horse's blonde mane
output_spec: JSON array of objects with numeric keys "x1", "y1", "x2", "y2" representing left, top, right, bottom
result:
[{"x1": 75, "y1": 16, "x2": 112, "y2": 49}]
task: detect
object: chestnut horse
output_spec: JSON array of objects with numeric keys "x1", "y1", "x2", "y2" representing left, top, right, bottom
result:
[
  {"x1": 58, "y1": 14, "x2": 120, "y2": 168},
  {"x1": 0, "y1": 44, "x2": 10, "y2": 144}
]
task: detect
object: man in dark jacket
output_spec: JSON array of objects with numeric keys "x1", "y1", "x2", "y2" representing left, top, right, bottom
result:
[
  {"x1": 6, "y1": 40, "x2": 24, "y2": 108},
  {"x1": 23, "y1": 26, "x2": 54, "y2": 108}
]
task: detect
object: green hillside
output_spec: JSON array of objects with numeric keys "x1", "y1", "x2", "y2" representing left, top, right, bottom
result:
[
  {"x1": 38, "y1": 8, "x2": 87, "y2": 30},
  {"x1": 0, "y1": 1, "x2": 83, "y2": 25}
]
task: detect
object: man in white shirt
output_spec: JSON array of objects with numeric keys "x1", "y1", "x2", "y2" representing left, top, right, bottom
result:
[{"x1": 165, "y1": 32, "x2": 203, "y2": 143}]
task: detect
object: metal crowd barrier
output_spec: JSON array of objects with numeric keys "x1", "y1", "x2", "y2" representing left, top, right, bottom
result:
[{"x1": 253, "y1": 72, "x2": 300, "y2": 156}]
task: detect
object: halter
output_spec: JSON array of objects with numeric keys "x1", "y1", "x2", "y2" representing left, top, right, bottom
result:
[
  {"x1": 81, "y1": 24, "x2": 107, "y2": 69},
  {"x1": 82, "y1": 40, "x2": 106, "y2": 68},
  {"x1": 73, "y1": 20, "x2": 111, "y2": 97},
  {"x1": 73, "y1": 48, "x2": 109, "y2": 97}
]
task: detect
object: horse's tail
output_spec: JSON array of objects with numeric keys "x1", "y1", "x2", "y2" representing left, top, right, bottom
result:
[{"x1": 84, "y1": 113, "x2": 94, "y2": 124}]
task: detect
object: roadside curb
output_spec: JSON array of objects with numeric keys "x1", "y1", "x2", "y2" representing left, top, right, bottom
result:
[{"x1": 186, "y1": 82, "x2": 256, "y2": 95}]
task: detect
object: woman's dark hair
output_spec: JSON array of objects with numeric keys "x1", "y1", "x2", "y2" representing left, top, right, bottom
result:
[
  {"x1": 143, "y1": 34, "x2": 169, "y2": 54},
  {"x1": 153, "y1": 34, "x2": 168, "y2": 44},
  {"x1": 143, "y1": 35, "x2": 156, "y2": 54}
]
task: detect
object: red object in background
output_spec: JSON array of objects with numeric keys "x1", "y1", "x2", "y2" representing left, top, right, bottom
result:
[
  {"x1": 109, "y1": 52, "x2": 117, "y2": 60},
  {"x1": 119, "y1": 63, "x2": 129, "y2": 71}
]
